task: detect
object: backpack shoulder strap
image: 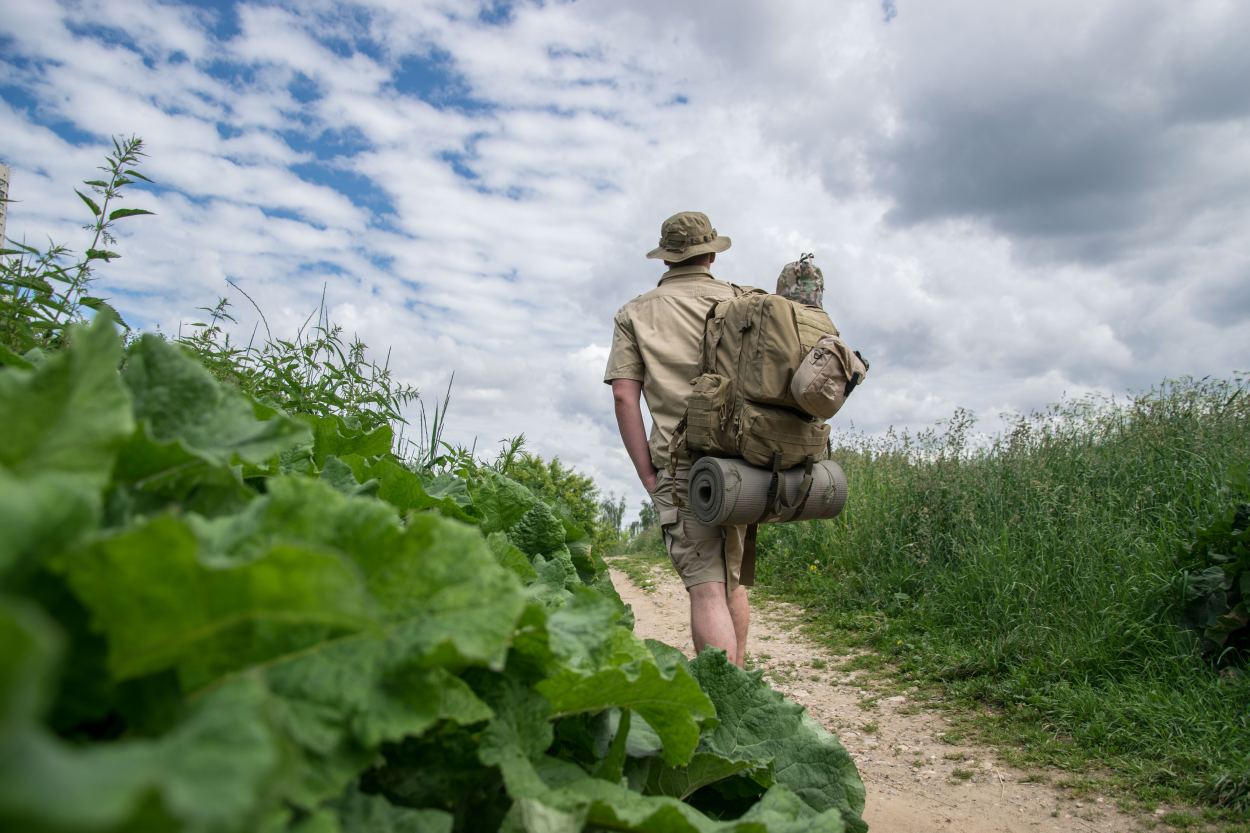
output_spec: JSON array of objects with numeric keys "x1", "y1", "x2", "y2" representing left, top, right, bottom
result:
[{"x1": 728, "y1": 283, "x2": 766, "y2": 298}]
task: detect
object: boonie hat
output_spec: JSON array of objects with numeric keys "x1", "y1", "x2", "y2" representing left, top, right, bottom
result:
[{"x1": 646, "y1": 211, "x2": 732, "y2": 261}]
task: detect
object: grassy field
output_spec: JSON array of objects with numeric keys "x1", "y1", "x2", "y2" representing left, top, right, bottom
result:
[{"x1": 746, "y1": 378, "x2": 1250, "y2": 825}]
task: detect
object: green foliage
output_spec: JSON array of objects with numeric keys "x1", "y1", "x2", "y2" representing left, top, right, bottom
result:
[
  {"x1": 499, "y1": 448, "x2": 620, "y2": 551},
  {"x1": 1175, "y1": 466, "x2": 1250, "y2": 664},
  {"x1": 178, "y1": 293, "x2": 418, "y2": 445},
  {"x1": 1, "y1": 135, "x2": 149, "y2": 356},
  {"x1": 0, "y1": 141, "x2": 865, "y2": 832},
  {"x1": 756, "y1": 377, "x2": 1250, "y2": 811}
]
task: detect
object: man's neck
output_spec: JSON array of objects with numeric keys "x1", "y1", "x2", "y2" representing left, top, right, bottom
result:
[{"x1": 659, "y1": 263, "x2": 715, "y2": 283}]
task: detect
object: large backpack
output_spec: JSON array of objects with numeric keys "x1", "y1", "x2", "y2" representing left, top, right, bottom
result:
[{"x1": 680, "y1": 286, "x2": 843, "y2": 470}]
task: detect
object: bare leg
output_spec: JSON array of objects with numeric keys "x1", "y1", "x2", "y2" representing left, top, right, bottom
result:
[
  {"x1": 728, "y1": 584, "x2": 749, "y2": 666},
  {"x1": 689, "y1": 582, "x2": 745, "y2": 666}
]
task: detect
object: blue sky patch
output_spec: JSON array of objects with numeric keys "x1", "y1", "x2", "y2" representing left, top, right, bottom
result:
[
  {"x1": 290, "y1": 160, "x2": 396, "y2": 218},
  {"x1": 184, "y1": 0, "x2": 242, "y2": 41},
  {"x1": 478, "y1": 2, "x2": 515, "y2": 26},
  {"x1": 288, "y1": 71, "x2": 321, "y2": 104},
  {"x1": 438, "y1": 150, "x2": 480, "y2": 182},
  {"x1": 64, "y1": 20, "x2": 144, "y2": 56},
  {"x1": 203, "y1": 58, "x2": 259, "y2": 90},
  {"x1": 280, "y1": 125, "x2": 373, "y2": 158},
  {"x1": 0, "y1": 84, "x2": 103, "y2": 150},
  {"x1": 391, "y1": 49, "x2": 493, "y2": 113}
]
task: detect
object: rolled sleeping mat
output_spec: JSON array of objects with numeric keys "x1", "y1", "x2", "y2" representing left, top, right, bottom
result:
[{"x1": 688, "y1": 456, "x2": 848, "y2": 526}]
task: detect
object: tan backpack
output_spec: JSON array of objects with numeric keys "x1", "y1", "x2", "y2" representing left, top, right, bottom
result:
[{"x1": 681, "y1": 286, "x2": 836, "y2": 470}]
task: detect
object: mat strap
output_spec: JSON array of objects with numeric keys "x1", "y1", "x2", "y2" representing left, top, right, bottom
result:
[{"x1": 773, "y1": 455, "x2": 816, "y2": 519}]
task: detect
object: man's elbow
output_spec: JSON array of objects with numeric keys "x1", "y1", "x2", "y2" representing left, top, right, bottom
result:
[{"x1": 611, "y1": 378, "x2": 641, "y2": 405}]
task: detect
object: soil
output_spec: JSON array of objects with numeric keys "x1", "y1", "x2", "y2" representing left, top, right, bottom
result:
[{"x1": 609, "y1": 561, "x2": 1153, "y2": 833}]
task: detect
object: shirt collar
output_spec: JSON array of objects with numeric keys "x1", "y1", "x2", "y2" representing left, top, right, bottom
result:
[{"x1": 658, "y1": 264, "x2": 715, "y2": 285}]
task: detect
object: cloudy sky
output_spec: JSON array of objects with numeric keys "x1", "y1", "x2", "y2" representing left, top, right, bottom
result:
[{"x1": 2, "y1": 0, "x2": 1248, "y2": 517}]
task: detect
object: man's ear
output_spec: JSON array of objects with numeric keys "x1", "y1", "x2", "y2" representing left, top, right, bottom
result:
[{"x1": 708, "y1": 252, "x2": 716, "y2": 265}]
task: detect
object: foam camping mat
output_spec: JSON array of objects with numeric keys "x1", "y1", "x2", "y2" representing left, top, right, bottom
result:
[{"x1": 688, "y1": 456, "x2": 848, "y2": 526}]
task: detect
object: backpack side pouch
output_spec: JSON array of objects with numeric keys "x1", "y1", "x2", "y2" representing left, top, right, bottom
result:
[
  {"x1": 790, "y1": 335, "x2": 869, "y2": 420},
  {"x1": 685, "y1": 373, "x2": 738, "y2": 457}
]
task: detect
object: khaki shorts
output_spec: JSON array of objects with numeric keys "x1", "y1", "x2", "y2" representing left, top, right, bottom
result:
[{"x1": 651, "y1": 463, "x2": 751, "y2": 590}]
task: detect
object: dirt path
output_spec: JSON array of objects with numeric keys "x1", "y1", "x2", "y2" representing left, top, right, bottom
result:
[{"x1": 610, "y1": 561, "x2": 1151, "y2": 833}]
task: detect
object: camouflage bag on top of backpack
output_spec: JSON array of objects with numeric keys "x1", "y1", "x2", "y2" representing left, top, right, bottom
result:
[{"x1": 775, "y1": 252, "x2": 824, "y2": 308}]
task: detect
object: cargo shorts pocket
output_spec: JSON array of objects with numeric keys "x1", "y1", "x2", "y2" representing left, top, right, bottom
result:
[{"x1": 657, "y1": 507, "x2": 679, "y2": 551}]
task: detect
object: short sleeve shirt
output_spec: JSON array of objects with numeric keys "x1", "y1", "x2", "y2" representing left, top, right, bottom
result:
[{"x1": 603, "y1": 264, "x2": 739, "y2": 467}]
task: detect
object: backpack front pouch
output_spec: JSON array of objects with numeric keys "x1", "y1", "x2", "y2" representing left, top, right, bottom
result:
[{"x1": 735, "y1": 400, "x2": 830, "y2": 469}]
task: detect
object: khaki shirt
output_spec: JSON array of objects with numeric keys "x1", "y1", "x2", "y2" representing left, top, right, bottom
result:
[{"x1": 603, "y1": 264, "x2": 739, "y2": 467}]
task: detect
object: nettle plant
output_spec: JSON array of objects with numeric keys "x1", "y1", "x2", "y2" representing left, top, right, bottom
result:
[
  {"x1": 178, "y1": 290, "x2": 419, "y2": 446},
  {"x1": 0, "y1": 135, "x2": 151, "y2": 361}
]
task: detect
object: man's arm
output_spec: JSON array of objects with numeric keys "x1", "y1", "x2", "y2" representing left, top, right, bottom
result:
[{"x1": 611, "y1": 378, "x2": 658, "y2": 493}]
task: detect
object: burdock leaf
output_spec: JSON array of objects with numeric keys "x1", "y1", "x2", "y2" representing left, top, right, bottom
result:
[
  {"x1": 0, "y1": 314, "x2": 132, "y2": 487},
  {"x1": 538, "y1": 656, "x2": 713, "y2": 767},
  {"x1": 123, "y1": 334, "x2": 309, "y2": 466},
  {"x1": 686, "y1": 651, "x2": 866, "y2": 832}
]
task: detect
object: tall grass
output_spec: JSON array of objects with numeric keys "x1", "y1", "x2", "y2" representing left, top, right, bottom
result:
[{"x1": 756, "y1": 377, "x2": 1250, "y2": 811}]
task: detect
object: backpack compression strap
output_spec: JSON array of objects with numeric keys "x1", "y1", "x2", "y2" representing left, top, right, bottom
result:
[
  {"x1": 757, "y1": 453, "x2": 817, "y2": 522},
  {"x1": 667, "y1": 417, "x2": 687, "y2": 509}
]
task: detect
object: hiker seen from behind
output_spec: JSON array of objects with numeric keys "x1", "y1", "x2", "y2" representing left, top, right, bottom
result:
[{"x1": 604, "y1": 211, "x2": 752, "y2": 666}]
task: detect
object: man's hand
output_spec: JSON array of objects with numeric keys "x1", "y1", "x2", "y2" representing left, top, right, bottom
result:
[{"x1": 610, "y1": 378, "x2": 658, "y2": 491}]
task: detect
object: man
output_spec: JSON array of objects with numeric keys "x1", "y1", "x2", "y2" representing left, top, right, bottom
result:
[{"x1": 603, "y1": 211, "x2": 750, "y2": 666}]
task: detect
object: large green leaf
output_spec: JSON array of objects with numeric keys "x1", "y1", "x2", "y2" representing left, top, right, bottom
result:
[
  {"x1": 538, "y1": 654, "x2": 714, "y2": 767},
  {"x1": 470, "y1": 470, "x2": 538, "y2": 534},
  {"x1": 266, "y1": 648, "x2": 492, "y2": 752},
  {"x1": 344, "y1": 455, "x2": 478, "y2": 523},
  {"x1": 63, "y1": 475, "x2": 528, "y2": 681},
  {"x1": 123, "y1": 334, "x2": 309, "y2": 466},
  {"x1": 357, "y1": 512, "x2": 526, "y2": 670},
  {"x1": 59, "y1": 514, "x2": 376, "y2": 687},
  {"x1": 0, "y1": 313, "x2": 132, "y2": 485},
  {"x1": 110, "y1": 421, "x2": 257, "y2": 517},
  {"x1": 644, "y1": 751, "x2": 765, "y2": 802},
  {"x1": 0, "y1": 679, "x2": 280, "y2": 833},
  {"x1": 544, "y1": 586, "x2": 628, "y2": 673},
  {"x1": 302, "y1": 413, "x2": 394, "y2": 468},
  {"x1": 0, "y1": 603, "x2": 281, "y2": 833},
  {"x1": 493, "y1": 753, "x2": 846, "y2": 833},
  {"x1": 0, "y1": 470, "x2": 99, "y2": 578},
  {"x1": 0, "y1": 598, "x2": 61, "y2": 734},
  {"x1": 188, "y1": 475, "x2": 400, "y2": 572},
  {"x1": 509, "y1": 502, "x2": 566, "y2": 556},
  {"x1": 191, "y1": 476, "x2": 525, "y2": 671},
  {"x1": 685, "y1": 652, "x2": 866, "y2": 832}
]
